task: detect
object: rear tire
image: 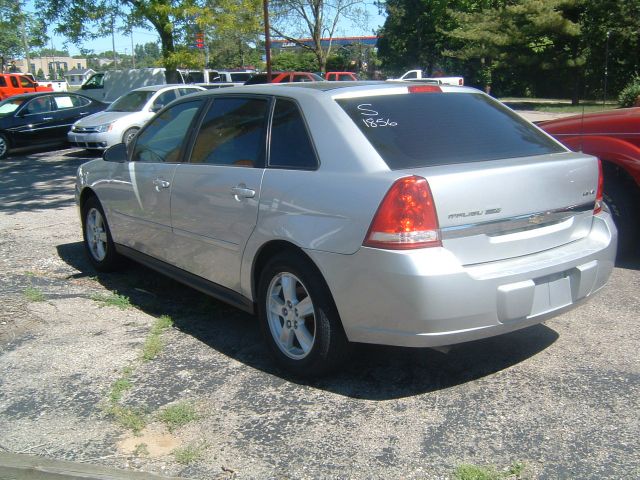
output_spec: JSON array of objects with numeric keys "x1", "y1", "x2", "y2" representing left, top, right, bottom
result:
[
  {"x1": 0, "y1": 133, "x2": 9, "y2": 160},
  {"x1": 257, "y1": 253, "x2": 350, "y2": 376},
  {"x1": 81, "y1": 196, "x2": 122, "y2": 271},
  {"x1": 603, "y1": 174, "x2": 639, "y2": 258}
]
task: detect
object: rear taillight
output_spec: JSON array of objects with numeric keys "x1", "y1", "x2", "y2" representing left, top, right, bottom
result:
[
  {"x1": 458, "y1": 78, "x2": 464, "y2": 86},
  {"x1": 594, "y1": 159, "x2": 604, "y2": 214},
  {"x1": 364, "y1": 176, "x2": 441, "y2": 249}
]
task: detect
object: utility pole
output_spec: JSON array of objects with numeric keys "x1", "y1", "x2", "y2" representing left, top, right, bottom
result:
[
  {"x1": 130, "y1": 31, "x2": 135, "y2": 68},
  {"x1": 111, "y1": 13, "x2": 117, "y2": 69},
  {"x1": 18, "y1": 1, "x2": 31, "y2": 74},
  {"x1": 262, "y1": 0, "x2": 272, "y2": 82}
]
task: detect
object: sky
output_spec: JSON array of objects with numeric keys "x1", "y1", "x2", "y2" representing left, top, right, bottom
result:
[{"x1": 26, "y1": 1, "x2": 386, "y2": 57}]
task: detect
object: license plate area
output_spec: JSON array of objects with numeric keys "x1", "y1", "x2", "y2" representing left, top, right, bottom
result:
[{"x1": 530, "y1": 272, "x2": 572, "y2": 317}]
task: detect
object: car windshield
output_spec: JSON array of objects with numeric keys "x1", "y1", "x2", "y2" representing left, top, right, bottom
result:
[
  {"x1": 0, "y1": 98, "x2": 26, "y2": 117},
  {"x1": 107, "y1": 91, "x2": 154, "y2": 112},
  {"x1": 336, "y1": 92, "x2": 564, "y2": 169}
]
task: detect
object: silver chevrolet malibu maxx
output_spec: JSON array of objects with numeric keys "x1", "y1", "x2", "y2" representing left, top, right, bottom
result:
[{"x1": 75, "y1": 82, "x2": 617, "y2": 375}]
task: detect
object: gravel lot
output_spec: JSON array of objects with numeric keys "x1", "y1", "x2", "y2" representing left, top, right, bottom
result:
[{"x1": 0, "y1": 146, "x2": 638, "y2": 479}]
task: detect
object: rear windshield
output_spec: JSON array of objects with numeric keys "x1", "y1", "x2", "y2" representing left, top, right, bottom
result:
[{"x1": 336, "y1": 92, "x2": 564, "y2": 169}]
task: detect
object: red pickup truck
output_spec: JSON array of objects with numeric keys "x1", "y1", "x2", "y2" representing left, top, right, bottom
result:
[
  {"x1": 0, "y1": 73, "x2": 54, "y2": 100},
  {"x1": 540, "y1": 108, "x2": 640, "y2": 257}
]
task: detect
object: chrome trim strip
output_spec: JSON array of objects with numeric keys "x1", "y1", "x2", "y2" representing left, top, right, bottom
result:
[{"x1": 441, "y1": 203, "x2": 594, "y2": 239}]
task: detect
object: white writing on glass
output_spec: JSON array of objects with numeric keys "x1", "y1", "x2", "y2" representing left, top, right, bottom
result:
[{"x1": 356, "y1": 103, "x2": 397, "y2": 128}]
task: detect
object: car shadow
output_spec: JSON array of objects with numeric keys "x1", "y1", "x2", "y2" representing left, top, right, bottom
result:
[
  {"x1": 57, "y1": 241, "x2": 559, "y2": 400},
  {"x1": 0, "y1": 147, "x2": 96, "y2": 214}
]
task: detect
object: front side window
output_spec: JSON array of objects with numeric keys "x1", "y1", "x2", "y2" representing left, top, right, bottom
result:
[
  {"x1": 131, "y1": 100, "x2": 203, "y2": 164},
  {"x1": 19, "y1": 76, "x2": 35, "y2": 88},
  {"x1": 269, "y1": 99, "x2": 317, "y2": 169},
  {"x1": 24, "y1": 96, "x2": 53, "y2": 115},
  {"x1": 190, "y1": 97, "x2": 269, "y2": 167}
]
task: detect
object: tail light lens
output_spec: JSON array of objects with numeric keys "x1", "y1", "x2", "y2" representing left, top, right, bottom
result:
[
  {"x1": 594, "y1": 159, "x2": 604, "y2": 214},
  {"x1": 408, "y1": 85, "x2": 442, "y2": 94},
  {"x1": 364, "y1": 176, "x2": 441, "y2": 249}
]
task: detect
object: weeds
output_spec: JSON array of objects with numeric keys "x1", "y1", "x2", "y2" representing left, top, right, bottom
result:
[
  {"x1": 90, "y1": 292, "x2": 131, "y2": 310},
  {"x1": 453, "y1": 462, "x2": 530, "y2": 480},
  {"x1": 107, "y1": 405, "x2": 146, "y2": 435},
  {"x1": 24, "y1": 286, "x2": 45, "y2": 302},
  {"x1": 142, "y1": 315, "x2": 173, "y2": 361},
  {"x1": 173, "y1": 443, "x2": 205, "y2": 465},
  {"x1": 159, "y1": 402, "x2": 198, "y2": 432}
]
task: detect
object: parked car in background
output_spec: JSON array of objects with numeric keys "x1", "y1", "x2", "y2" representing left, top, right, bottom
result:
[
  {"x1": 0, "y1": 73, "x2": 54, "y2": 100},
  {"x1": 79, "y1": 69, "x2": 169, "y2": 103},
  {"x1": 539, "y1": 107, "x2": 640, "y2": 256},
  {"x1": 389, "y1": 70, "x2": 464, "y2": 86},
  {"x1": 76, "y1": 82, "x2": 616, "y2": 376},
  {"x1": 244, "y1": 72, "x2": 324, "y2": 84},
  {"x1": 182, "y1": 69, "x2": 254, "y2": 88},
  {"x1": 0, "y1": 91, "x2": 106, "y2": 159},
  {"x1": 68, "y1": 84, "x2": 205, "y2": 150},
  {"x1": 325, "y1": 72, "x2": 358, "y2": 81}
]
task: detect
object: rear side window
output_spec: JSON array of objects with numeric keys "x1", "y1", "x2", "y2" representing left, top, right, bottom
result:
[
  {"x1": 336, "y1": 93, "x2": 564, "y2": 169},
  {"x1": 0, "y1": 77, "x2": 6, "y2": 87},
  {"x1": 190, "y1": 97, "x2": 268, "y2": 167},
  {"x1": 25, "y1": 96, "x2": 53, "y2": 114},
  {"x1": 269, "y1": 99, "x2": 317, "y2": 169}
]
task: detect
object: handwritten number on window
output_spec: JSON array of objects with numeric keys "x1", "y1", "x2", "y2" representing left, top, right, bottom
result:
[{"x1": 357, "y1": 103, "x2": 397, "y2": 128}]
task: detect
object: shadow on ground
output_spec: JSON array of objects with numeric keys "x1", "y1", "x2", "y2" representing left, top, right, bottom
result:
[
  {"x1": 57, "y1": 241, "x2": 559, "y2": 400},
  {"x1": 0, "y1": 147, "x2": 98, "y2": 214}
]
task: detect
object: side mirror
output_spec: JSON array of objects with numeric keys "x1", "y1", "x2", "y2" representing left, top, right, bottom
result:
[{"x1": 103, "y1": 142, "x2": 127, "y2": 163}]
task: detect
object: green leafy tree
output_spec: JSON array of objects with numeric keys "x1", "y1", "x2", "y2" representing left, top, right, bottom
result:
[
  {"x1": 271, "y1": 50, "x2": 318, "y2": 71},
  {"x1": 0, "y1": 0, "x2": 47, "y2": 71}
]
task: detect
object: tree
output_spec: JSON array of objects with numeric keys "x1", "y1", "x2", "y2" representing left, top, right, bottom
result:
[
  {"x1": 35, "y1": 0, "x2": 261, "y2": 81},
  {"x1": 270, "y1": 0, "x2": 367, "y2": 72},
  {"x1": 0, "y1": 0, "x2": 47, "y2": 71}
]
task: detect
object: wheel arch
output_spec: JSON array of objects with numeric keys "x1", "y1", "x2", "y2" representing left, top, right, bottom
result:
[
  {"x1": 78, "y1": 186, "x2": 98, "y2": 214},
  {"x1": 251, "y1": 240, "x2": 329, "y2": 307}
]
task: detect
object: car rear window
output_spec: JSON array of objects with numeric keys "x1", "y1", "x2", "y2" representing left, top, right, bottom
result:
[{"x1": 336, "y1": 92, "x2": 564, "y2": 169}]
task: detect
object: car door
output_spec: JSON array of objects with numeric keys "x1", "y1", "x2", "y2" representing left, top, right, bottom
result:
[
  {"x1": 48, "y1": 94, "x2": 94, "y2": 140},
  {"x1": 10, "y1": 95, "x2": 59, "y2": 146},
  {"x1": 100, "y1": 99, "x2": 205, "y2": 261},
  {"x1": 169, "y1": 96, "x2": 270, "y2": 292}
]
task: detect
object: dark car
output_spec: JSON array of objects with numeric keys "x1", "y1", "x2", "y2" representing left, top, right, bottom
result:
[
  {"x1": 244, "y1": 72, "x2": 324, "y2": 85},
  {"x1": 539, "y1": 107, "x2": 640, "y2": 256},
  {"x1": 0, "y1": 92, "x2": 107, "y2": 159}
]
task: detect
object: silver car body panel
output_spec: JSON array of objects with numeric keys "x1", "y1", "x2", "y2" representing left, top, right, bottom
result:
[{"x1": 77, "y1": 82, "x2": 617, "y2": 348}]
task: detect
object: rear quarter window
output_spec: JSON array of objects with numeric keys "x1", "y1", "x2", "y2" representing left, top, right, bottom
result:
[{"x1": 336, "y1": 92, "x2": 564, "y2": 169}]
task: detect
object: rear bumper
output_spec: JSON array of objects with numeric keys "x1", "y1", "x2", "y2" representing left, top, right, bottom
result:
[{"x1": 305, "y1": 212, "x2": 617, "y2": 348}]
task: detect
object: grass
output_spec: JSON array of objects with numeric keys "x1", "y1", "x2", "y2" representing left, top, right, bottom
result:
[
  {"x1": 133, "y1": 443, "x2": 149, "y2": 457},
  {"x1": 24, "y1": 286, "x2": 45, "y2": 302},
  {"x1": 90, "y1": 292, "x2": 132, "y2": 310},
  {"x1": 107, "y1": 405, "x2": 146, "y2": 435},
  {"x1": 501, "y1": 98, "x2": 618, "y2": 114},
  {"x1": 173, "y1": 443, "x2": 206, "y2": 465},
  {"x1": 158, "y1": 402, "x2": 198, "y2": 432},
  {"x1": 142, "y1": 315, "x2": 174, "y2": 361},
  {"x1": 453, "y1": 462, "x2": 529, "y2": 480},
  {"x1": 108, "y1": 366, "x2": 135, "y2": 403}
]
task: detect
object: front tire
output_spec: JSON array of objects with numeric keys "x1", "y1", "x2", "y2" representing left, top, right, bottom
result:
[
  {"x1": 122, "y1": 128, "x2": 139, "y2": 146},
  {"x1": 257, "y1": 253, "x2": 350, "y2": 376},
  {"x1": 0, "y1": 133, "x2": 9, "y2": 160},
  {"x1": 82, "y1": 196, "x2": 122, "y2": 271}
]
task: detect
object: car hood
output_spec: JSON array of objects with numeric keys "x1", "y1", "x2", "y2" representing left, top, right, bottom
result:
[{"x1": 74, "y1": 111, "x2": 142, "y2": 127}]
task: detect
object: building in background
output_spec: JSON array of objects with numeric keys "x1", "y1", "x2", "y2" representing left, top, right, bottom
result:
[
  {"x1": 65, "y1": 68, "x2": 96, "y2": 86},
  {"x1": 13, "y1": 57, "x2": 88, "y2": 80}
]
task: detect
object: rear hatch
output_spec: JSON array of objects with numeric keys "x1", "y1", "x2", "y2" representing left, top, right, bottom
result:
[{"x1": 335, "y1": 87, "x2": 599, "y2": 265}]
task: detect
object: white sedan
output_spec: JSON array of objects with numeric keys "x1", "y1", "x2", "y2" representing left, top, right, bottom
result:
[{"x1": 68, "y1": 84, "x2": 205, "y2": 150}]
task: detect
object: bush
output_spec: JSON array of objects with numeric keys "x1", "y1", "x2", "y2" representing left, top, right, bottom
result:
[{"x1": 618, "y1": 76, "x2": 640, "y2": 108}]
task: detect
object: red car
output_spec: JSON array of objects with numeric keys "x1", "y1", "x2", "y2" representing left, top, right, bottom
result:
[
  {"x1": 244, "y1": 71, "x2": 324, "y2": 84},
  {"x1": 325, "y1": 71, "x2": 358, "y2": 81},
  {"x1": 540, "y1": 108, "x2": 640, "y2": 256},
  {"x1": 0, "y1": 73, "x2": 54, "y2": 100}
]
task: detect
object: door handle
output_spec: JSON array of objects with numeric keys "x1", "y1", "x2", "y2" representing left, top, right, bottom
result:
[
  {"x1": 153, "y1": 178, "x2": 171, "y2": 191},
  {"x1": 231, "y1": 184, "x2": 256, "y2": 199},
  {"x1": 43, "y1": 117, "x2": 53, "y2": 121}
]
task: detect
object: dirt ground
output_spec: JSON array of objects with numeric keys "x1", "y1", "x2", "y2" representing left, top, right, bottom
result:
[{"x1": 0, "y1": 147, "x2": 639, "y2": 479}]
